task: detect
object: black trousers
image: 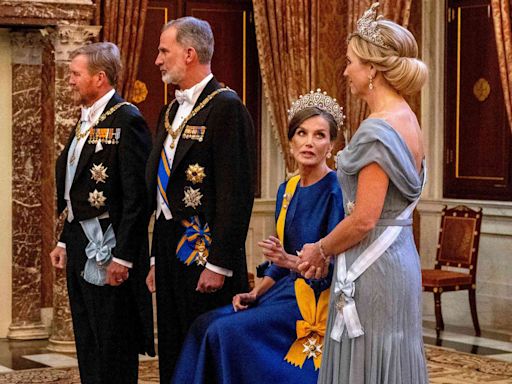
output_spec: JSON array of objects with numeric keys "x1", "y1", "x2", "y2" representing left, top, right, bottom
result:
[
  {"x1": 66, "y1": 219, "x2": 139, "y2": 384},
  {"x1": 154, "y1": 216, "x2": 236, "y2": 384}
]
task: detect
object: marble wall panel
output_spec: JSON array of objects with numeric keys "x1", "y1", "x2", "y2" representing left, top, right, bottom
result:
[
  {"x1": 40, "y1": 41, "x2": 56, "y2": 308},
  {"x1": 10, "y1": 63, "x2": 44, "y2": 327}
]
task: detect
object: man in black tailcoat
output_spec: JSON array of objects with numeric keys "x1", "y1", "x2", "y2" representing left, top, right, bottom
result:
[
  {"x1": 50, "y1": 42, "x2": 154, "y2": 384},
  {"x1": 145, "y1": 17, "x2": 255, "y2": 384}
]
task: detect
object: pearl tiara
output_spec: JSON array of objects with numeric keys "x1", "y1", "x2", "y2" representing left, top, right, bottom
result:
[{"x1": 287, "y1": 89, "x2": 345, "y2": 129}]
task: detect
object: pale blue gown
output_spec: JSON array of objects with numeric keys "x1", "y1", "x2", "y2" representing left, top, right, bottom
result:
[{"x1": 318, "y1": 118, "x2": 429, "y2": 384}]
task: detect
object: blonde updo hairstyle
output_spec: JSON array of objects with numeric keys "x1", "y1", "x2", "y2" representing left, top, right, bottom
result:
[{"x1": 349, "y1": 19, "x2": 428, "y2": 95}]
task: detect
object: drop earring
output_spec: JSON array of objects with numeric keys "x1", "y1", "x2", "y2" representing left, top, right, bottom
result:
[{"x1": 368, "y1": 75, "x2": 374, "y2": 90}]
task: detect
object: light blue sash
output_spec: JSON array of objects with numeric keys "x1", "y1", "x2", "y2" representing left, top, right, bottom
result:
[
  {"x1": 80, "y1": 217, "x2": 116, "y2": 286},
  {"x1": 331, "y1": 169, "x2": 426, "y2": 341}
]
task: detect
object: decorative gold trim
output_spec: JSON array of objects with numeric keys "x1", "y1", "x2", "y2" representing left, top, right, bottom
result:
[
  {"x1": 454, "y1": 7, "x2": 504, "y2": 181},
  {"x1": 455, "y1": 7, "x2": 461, "y2": 178},
  {"x1": 243, "y1": 11, "x2": 247, "y2": 105},
  {"x1": 473, "y1": 78, "x2": 491, "y2": 102},
  {"x1": 132, "y1": 80, "x2": 148, "y2": 104},
  {"x1": 164, "y1": 88, "x2": 234, "y2": 149}
]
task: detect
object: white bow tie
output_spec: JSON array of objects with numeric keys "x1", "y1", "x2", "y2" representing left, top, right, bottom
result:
[
  {"x1": 81, "y1": 107, "x2": 92, "y2": 123},
  {"x1": 175, "y1": 89, "x2": 194, "y2": 105}
]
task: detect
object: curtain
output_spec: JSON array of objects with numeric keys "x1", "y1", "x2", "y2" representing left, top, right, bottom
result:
[
  {"x1": 253, "y1": 0, "x2": 319, "y2": 173},
  {"x1": 344, "y1": 0, "x2": 412, "y2": 139},
  {"x1": 491, "y1": 0, "x2": 512, "y2": 134},
  {"x1": 95, "y1": 0, "x2": 148, "y2": 102}
]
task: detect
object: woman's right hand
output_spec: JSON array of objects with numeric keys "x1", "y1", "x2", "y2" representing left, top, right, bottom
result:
[
  {"x1": 232, "y1": 291, "x2": 258, "y2": 312},
  {"x1": 258, "y1": 236, "x2": 294, "y2": 270}
]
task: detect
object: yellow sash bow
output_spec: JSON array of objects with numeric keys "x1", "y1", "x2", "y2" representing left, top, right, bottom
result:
[{"x1": 284, "y1": 278, "x2": 330, "y2": 370}]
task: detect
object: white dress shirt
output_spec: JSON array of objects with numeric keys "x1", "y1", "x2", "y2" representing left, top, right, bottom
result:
[{"x1": 152, "y1": 74, "x2": 232, "y2": 277}]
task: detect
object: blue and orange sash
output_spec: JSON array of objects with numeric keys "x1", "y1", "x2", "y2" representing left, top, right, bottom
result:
[{"x1": 176, "y1": 216, "x2": 211, "y2": 266}]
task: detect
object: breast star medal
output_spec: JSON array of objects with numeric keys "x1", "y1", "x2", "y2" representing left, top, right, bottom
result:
[
  {"x1": 183, "y1": 186, "x2": 203, "y2": 209},
  {"x1": 302, "y1": 337, "x2": 322, "y2": 359},
  {"x1": 186, "y1": 164, "x2": 206, "y2": 184},
  {"x1": 88, "y1": 189, "x2": 106, "y2": 209},
  {"x1": 90, "y1": 163, "x2": 108, "y2": 184}
]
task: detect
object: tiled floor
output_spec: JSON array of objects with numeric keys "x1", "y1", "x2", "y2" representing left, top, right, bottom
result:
[{"x1": 0, "y1": 322, "x2": 511, "y2": 373}]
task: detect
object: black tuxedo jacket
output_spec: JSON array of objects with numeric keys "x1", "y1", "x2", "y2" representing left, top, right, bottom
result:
[
  {"x1": 55, "y1": 91, "x2": 155, "y2": 355},
  {"x1": 147, "y1": 77, "x2": 256, "y2": 277}
]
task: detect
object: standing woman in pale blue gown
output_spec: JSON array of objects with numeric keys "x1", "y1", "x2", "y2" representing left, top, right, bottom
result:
[{"x1": 298, "y1": 3, "x2": 429, "y2": 384}]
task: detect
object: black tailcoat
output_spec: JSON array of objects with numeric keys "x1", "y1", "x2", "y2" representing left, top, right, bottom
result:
[
  {"x1": 146, "y1": 77, "x2": 256, "y2": 383},
  {"x1": 55, "y1": 92, "x2": 155, "y2": 384}
]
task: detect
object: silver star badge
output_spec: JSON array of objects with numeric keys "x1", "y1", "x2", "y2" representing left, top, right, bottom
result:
[
  {"x1": 183, "y1": 186, "x2": 203, "y2": 209},
  {"x1": 90, "y1": 163, "x2": 108, "y2": 184},
  {"x1": 88, "y1": 189, "x2": 106, "y2": 209},
  {"x1": 302, "y1": 337, "x2": 322, "y2": 359}
]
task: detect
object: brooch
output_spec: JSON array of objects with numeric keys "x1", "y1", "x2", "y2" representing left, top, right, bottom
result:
[
  {"x1": 88, "y1": 189, "x2": 106, "y2": 209},
  {"x1": 90, "y1": 163, "x2": 108, "y2": 184},
  {"x1": 183, "y1": 186, "x2": 203, "y2": 209},
  {"x1": 186, "y1": 163, "x2": 206, "y2": 184}
]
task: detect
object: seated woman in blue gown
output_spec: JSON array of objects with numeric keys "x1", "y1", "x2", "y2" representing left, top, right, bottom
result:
[{"x1": 171, "y1": 89, "x2": 345, "y2": 384}]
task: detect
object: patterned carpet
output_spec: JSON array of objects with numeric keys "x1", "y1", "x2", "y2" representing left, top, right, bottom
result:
[{"x1": 0, "y1": 346, "x2": 511, "y2": 383}]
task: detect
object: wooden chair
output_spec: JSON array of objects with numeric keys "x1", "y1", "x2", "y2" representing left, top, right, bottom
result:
[{"x1": 421, "y1": 205, "x2": 483, "y2": 338}]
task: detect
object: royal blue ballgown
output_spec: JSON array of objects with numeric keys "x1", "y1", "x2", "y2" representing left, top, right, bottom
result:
[{"x1": 172, "y1": 171, "x2": 344, "y2": 384}]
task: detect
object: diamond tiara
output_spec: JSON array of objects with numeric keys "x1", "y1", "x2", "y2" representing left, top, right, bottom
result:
[
  {"x1": 287, "y1": 89, "x2": 345, "y2": 129},
  {"x1": 352, "y1": 2, "x2": 392, "y2": 50}
]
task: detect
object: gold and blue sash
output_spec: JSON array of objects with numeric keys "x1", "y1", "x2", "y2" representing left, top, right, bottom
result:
[
  {"x1": 157, "y1": 147, "x2": 171, "y2": 208},
  {"x1": 176, "y1": 216, "x2": 211, "y2": 265}
]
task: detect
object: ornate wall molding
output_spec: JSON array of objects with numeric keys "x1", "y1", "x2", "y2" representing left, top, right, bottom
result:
[
  {"x1": 46, "y1": 24, "x2": 101, "y2": 62},
  {"x1": 10, "y1": 31, "x2": 44, "y2": 65},
  {"x1": 0, "y1": 0, "x2": 94, "y2": 27}
]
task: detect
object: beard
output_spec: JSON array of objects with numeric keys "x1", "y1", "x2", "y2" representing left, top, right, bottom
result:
[
  {"x1": 161, "y1": 72, "x2": 174, "y2": 85},
  {"x1": 161, "y1": 66, "x2": 184, "y2": 86}
]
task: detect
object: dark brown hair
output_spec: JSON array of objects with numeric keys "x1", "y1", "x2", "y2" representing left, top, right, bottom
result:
[{"x1": 288, "y1": 107, "x2": 338, "y2": 141}]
